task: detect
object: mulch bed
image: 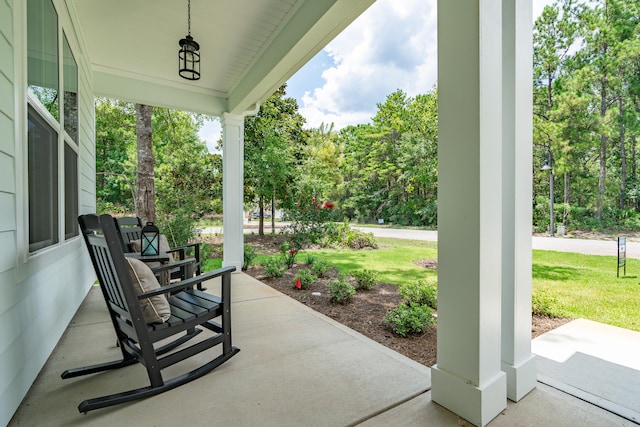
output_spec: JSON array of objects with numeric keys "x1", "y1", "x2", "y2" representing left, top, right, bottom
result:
[{"x1": 242, "y1": 236, "x2": 570, "y2": 367}]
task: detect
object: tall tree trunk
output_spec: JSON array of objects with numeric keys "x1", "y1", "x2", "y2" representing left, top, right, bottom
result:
[
  {"x1": 258, "y1": 195, "x2": 264, "y2": 236},
  {"x1": 135, "y1": 103, "x2": 155, "y2": 223},
  {"x1": 633, "y1": 134, "x2": 638, "y2": 211},
  {"x1": 632, "y1": 134, "x2": 637, "y2": 184},
  {"x1": 619, "y1": 96, "x2": 626, "y2": 210},
  {"x1": 563, "y1": 172, "x2": 571, "y2": 225},
  {"x1": 596, "y1": 79, "x2": 607, "y2": 221},
  {"x1": 547, "y1": 73, "x2": 553, "y2": 110},
  {"x1": 271, "y1": 193, "x2": 276, "y2": 234}
]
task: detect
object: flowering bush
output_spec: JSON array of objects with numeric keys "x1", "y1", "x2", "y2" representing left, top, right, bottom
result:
[
  {"x1": 283, "y1": 196, "x2": 336, "y2": 248},
  {"x1": 279, "y1": 241, "x2": 298, "y2": 269},
  {"x1": 293, "y1": 269, "x2": 317, "y2": 290}
]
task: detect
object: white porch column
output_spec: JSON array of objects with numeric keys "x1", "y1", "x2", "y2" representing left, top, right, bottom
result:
[
  {"x1": 432, "y1": 1, "x2": 506, "y2": 426},
  {"x1": 501, "y1": 0, "x2": 536, "y2": 402},
  {"x1": 222, "y1": 113, "x2": 245, "y2": 271}
]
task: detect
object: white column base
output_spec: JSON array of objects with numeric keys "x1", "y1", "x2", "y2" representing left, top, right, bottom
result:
[
  {"x1": 432, "y1": 366, "x2": 507, "y2": 427},
  {"x1": 502, "y1": 354, "x2": 537, "y2": 401}
]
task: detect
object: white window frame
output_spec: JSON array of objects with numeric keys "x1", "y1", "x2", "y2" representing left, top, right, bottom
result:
[{"x1": 23, "y1": 0, "x2": 81, "y2": 256}]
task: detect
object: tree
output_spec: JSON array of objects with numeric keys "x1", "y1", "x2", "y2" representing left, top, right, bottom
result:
[
  {"x1": 244, "y1": 85, "x2": 306, "y2": 235},
  {"x1": 336, "y1": 88, "x2": 438, "y2": 226},
  {"x1": 533, "y1": 0, "x2": 581, "y2": 227},
  {"x1": 135, "y1": 103, "x2": 155, "y2": 223},
  {"x1": 96, "y1": 100, "x2": 219, "y2": 245},
  {"x1": 95, "y1": 98, "x2": 137, "y2": 213},
  {"x1": 152, "y1": 108, "x2": 221, "y2": 245},
  {"x1": 295, "y1": 123, "x2": 343, "y2": 209}
]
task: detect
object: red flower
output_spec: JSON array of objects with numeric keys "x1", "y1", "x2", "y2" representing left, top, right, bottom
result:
[
  {"x1": 323, "y1": 201, "x2": 334, "y2": 209},
  {"x1": 289, "y1": 249, "x2": 296, "y2": 255},
  {"x1": 295, "y1": 278, "x2": 302, "y2": 289}
]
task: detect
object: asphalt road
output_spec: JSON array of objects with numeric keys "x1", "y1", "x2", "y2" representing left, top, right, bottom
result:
[
  {"x1": 355, "y1": 227, "x2": 639, "y2": 259},
  {"x1": 202, "y1": 223, "x2": 638, "y2": 259}
]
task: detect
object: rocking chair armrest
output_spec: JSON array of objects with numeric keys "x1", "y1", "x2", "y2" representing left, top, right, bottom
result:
[
  {"x1": 148, "y1": 258, "x2": 195, "y2": 274},
  {"x1": 167, "y1": 243, "x2": 200, "y2": 259},
  {"x1": 169, "y1": 242, "x2": 200, "y2": 252},
  {"x1": 138, "y1": 265, "x2": 236, "y2": 299}
]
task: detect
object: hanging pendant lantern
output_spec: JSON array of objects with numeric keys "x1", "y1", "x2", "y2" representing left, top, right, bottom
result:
[{"x1": 178, "y1": 0, "x2": 200, "y2": 80}]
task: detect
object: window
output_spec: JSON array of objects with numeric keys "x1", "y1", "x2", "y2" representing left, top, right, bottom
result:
[
  {"x1": 27, "y1": 0, "x2": 58, "y2": 119},
  {"x1": 28, "y1": 105, "x2": 59, "y2": 252},
  {"x1": 64, "y1": 144, "x2": 78, "y2": 239},
  {"x1": 63, "y1": 34, "x2": 78, "y2": 142},
  {"x1": 27, "y1": 0, "x2": 80, "y2": 251},
  {"x1": 63, "y1": 32, "x2": 79, "y2": 239}
]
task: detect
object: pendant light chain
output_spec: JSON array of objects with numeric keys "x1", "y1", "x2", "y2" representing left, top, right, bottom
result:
[{"x1": 187, "y1": 0, "x2": 191, "y2": 36}]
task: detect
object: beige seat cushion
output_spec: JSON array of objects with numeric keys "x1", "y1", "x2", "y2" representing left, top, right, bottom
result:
[{"x1": 125, "y1": 257, "x2": 171, "y2": 324}]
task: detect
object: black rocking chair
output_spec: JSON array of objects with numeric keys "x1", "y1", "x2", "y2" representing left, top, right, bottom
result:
[{"x1": 62, "y1": 213, "x2": 239, "y2": 413}]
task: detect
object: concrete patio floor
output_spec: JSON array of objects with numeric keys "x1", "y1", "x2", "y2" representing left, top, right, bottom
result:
[{"x1": 8, "y1": 273, "x2": 637, "y2": 426}]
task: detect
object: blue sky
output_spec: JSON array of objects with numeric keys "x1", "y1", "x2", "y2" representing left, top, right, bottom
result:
[{"x1": 200, "y1": 0, "x2": 553, "y2": 152}]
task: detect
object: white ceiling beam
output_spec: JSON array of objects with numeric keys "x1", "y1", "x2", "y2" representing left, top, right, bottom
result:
[{"x1": 93, "y1": 70, "x2": 228, "y2": 116}]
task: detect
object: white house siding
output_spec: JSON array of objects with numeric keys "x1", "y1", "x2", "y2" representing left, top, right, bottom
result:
[{"x1": 0, "y1": 0, "x2": 96, "y2": 424}]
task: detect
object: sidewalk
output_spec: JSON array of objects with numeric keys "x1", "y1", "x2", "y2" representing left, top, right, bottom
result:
[{"x1": 532, "y1": 319, "x2": 640, "y2": 423}]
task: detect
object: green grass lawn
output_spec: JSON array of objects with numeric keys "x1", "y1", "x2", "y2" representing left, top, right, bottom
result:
[
  {"x1": 205, "y1": 236, "x2": 640, "y2": 332},
  {"x1": 311, "y1": 237, "x2": 438, "y2": 286},
  {"x1": 532, "y1": 250, "x2": 640, "y2": 331}
]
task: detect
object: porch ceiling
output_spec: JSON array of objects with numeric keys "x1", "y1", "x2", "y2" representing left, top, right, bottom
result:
[{"x1": 70, "y1": 0, "x2": 375, "y2": 116}]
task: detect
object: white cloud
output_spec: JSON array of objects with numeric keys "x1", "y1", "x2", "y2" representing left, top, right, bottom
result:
[
  {"x1": 298, "y1": 0, "x2": 554, "y2": 130},
  {"x1": 205, "y1": 1, "x2": 554, "y2": 148},
  {"x1": 299, "y1": 0, "x2": 437, "y2": 129}
]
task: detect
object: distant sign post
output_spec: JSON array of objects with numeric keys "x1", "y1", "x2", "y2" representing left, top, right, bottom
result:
[{"x1": 618, "y1": 237, "x2": 626, "y2": 277}]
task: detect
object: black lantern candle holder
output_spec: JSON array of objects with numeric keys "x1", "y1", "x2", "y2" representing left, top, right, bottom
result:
[{"x1": 141, "y1": 222, "x2": 160, "y2": 256}]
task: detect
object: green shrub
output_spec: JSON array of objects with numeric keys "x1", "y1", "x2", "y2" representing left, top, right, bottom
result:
[
  {"x1": 327, "y1": 274, "x2": 356, "y2": 304},
  {"x1": 351, "y1": 269, "x2": 379, "y2": 290},
  {"x1": 293, "y1": 269, "x2": 317, "y2": 290},
  {"x1": 243, "y1": 244, "x2": 256, "y2": 271},
  {"x1": 156, "y1": 212, "x2": 197, "y2": 248},
  {"x1": 532, "y1": 288, "x2": 563, "y2": 318},
  {"x1": 261, "y1": 256, "x2": 284, "y2": 278},
  {"x1": 385, "y1": 303, "x2": 434, "y2": 337},
  {"x1": 311, "y1": 259, "x2": 331, "y2": 278},
  {"x1": 345, "y1": 230, "x2": 378, "y2": 249},
  {"x1": 399, "y1": 277, "x2": 438, "y2": 309},
  {"x1": 323, "y1": 222, "x2": 378, "y2": 249},
  {"x1": 197, "y1": 243, "x2": 214, "y2": 272},
  {"x1": 304, "y1": 253, "x2": 317, "y2": 266}
]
